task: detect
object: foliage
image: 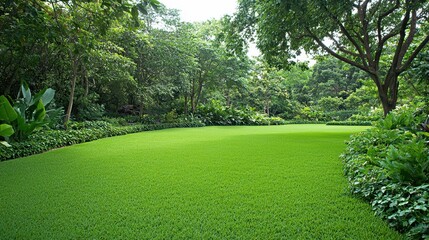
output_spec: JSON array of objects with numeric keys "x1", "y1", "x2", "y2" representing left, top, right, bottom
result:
[
  {"x1": 324, "y1": 110, "x2": 359, "y2": 121},
  {"x1": 195, "y1": 100, "x2": 285, "y2": 126},
  {"x1": 326, "y1": 121, "x2": 372, "y2": 126},
  {"x1": 372, "y1": 184, "x2": 429, "y2": 239},
  {"x1": 341, "y1": 104, "x2": 429, "y2": 238},
  {"x1": 317, "y1": 97, "x2": 344, "y2": 112},
  {"x1": 0, "y1": 124, "x2": 14, "y2": 147},
  {"x1": 0, "y1": 121, "x2": 205, "y2": 161},
  {"x1": 0, "y1": 84, "x2": 57, "y2": 141},
  {"x1": 230, "y1": 0, "x2": 429, "y2": 115}
]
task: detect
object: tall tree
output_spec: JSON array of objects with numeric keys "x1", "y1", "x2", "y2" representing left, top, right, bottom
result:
[{"x1": 230, "y1": 0, "x2": 429, "y2": 115}]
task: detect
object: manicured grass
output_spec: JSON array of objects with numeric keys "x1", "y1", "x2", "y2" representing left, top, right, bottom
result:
[{"x1": 0, "y1": 125, "x2": 402, "y2": 239}]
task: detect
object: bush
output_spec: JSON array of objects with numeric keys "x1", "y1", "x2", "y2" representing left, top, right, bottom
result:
[
  {"x1": 284, "y1": 120, "x2": 326, "y2": 124},
  {"x1": 341, "y1": 104, "x2": 429, "y2": 238},
  {"x1": 372, "y1": 184, "x2": 429, "y2": 239},
  {"x1": 326, "y1": 121, "x2": 372, "y2": 126},
  {"x1": 324, "y1": 110, "x2": 359, "y2": 121},
  {"x1": 0, "y1": 121, "x2": 205, "y2": 161},
  {"x1": 196, "y1": 101, "x2": 285, "y2": 126}
]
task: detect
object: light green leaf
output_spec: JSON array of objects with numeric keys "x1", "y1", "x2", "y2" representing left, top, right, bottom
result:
[
  {"x1": 1, "y1": 141, "x2": 11, "y2": 147},
  {"x1": 41, "y1": 88, "x2": 55, "y2": 107},
  {"x1": 0, "y1": 124, "x2": 14, "y2": 137},
  {"x1": 21, "y1": 83, "x2": 32, "y2": 105}
]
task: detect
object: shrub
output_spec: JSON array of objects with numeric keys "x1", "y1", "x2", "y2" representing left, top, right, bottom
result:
[
  {"x1": 0, "y1": 121, "x2": 205, "y2": 161},
  {"x1": 284, "y1": 120, "x2": 326, "y2": 124},
  {"x1": 326, "y1": 121, "x2": 372, "y2": 126},
  {"x1": 196, "y1": 101, "x2": 285, "y2": 126},
  {"x1": 324, "y1": 110, "x2": 359, "y2": 121},
  {"x1": 372, "y1": 184, "x2": 429, "y2": 239},
  {"x1": 341, "y1": 103, "x2": 429, "y2": 238},
  {"x1": 0, "y1": 84, "x2": 59, "y2": 141}
]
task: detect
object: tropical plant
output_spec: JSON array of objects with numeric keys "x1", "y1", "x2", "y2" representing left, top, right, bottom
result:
[{"x1": 0, "y1": 84, "x2": 56, "y2": 141}]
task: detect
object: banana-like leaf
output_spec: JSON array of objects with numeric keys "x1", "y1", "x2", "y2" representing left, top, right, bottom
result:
[
  {"x1": 1, "y1": 141, "x2": 11, "y2": 147},
  {"x1": 21, "y1": 83, "x2": 32, "y2": 105},
  {"x1": 0, "y1": 96, "x2": 18, "y2": 122},
  {"x1": 41, "y1": 88, "x2": 55, "y2": 107},
  {"x1": 16, "y1": 115, "x2": 28, "y2": 131},
  {"x1": 0, "y1": 124, "x2": 14, "y2": 137},
  {"x1": 34, "y1": 100, "x2": 46, "y2": 122}
]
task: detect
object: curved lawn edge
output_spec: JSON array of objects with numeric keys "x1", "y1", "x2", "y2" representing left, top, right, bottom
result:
[{"x1": 0, "y1": 122, "x2": 205, "y2": 161}]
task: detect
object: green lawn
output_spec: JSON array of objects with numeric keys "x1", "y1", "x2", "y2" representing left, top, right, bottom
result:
[{"x1": 0, "y1": 125, "x2": 402, "y2": 239}]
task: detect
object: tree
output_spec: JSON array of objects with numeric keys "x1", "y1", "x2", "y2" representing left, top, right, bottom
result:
[
  {"x1": 310, "y1": 57, "x2": 365, "y2": 99},
  {"x1": 249, "y1": 61, "x2": 287, "y2": 116},
  {"x1": 231, "y1": 0, "x2": 429, "y2": 116}
]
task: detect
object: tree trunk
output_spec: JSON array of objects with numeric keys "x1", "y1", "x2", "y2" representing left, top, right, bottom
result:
[
  {"x1": 195, "y1": 71, "x2": 204, "y2": 108},
  {"x1": 225, "y1": 88, "x2": 231, "y2": 107},
  {"x1": 375, "y1": 74, "x2": 399, "y2": 116},
  {"x1": 64, "y1": 53, "x2": 78, "y2": 126},
  {"x1": 184, "y1": 95, "x2": 188, "y2": 115},
  {"x1": 190, "y1": 78, "x2": 196, "y2": 113}
]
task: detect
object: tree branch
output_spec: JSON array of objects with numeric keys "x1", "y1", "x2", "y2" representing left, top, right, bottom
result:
[
  {"x1": 306, "y1": 27, "x2": 371, "y2": 75},
  {"x1": 390, "y1": 4, "x2": 412, "y2": 76},
  {"x1": 326, "y1": 32, "x2": 360, "y2": 58},
  {"x1": 318, "y1": 2, "x2": 369, "y2": 68},
  {"x1": 397, "y1": 10, "x2": 417, "y2": 65},
  {"x1": 377, "y1": 0, "x2": 400, "y2": 43},
  {"x1": 358, "y1": 0, "x2": 374, "y2": 67},
  {"x1": 399, "y1": 35, "x2": 429, "y2": 73}
]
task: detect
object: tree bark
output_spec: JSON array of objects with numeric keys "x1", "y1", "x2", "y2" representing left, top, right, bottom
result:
[
  {"x1": 373, "y1": 74, "x2": 399, "y2": 116},
  {"x1": 64, "y1": 52, "x2": 78, "y2": 126},
  {"x1": 184, "y1": 95, "x2": 188, "y2": 115},
  {"x1": 195, "y1": 71, "x2": 204, "y2": 108},
  {"x1": 190, "y1": 78, "x2": 196, "y2": 113}
]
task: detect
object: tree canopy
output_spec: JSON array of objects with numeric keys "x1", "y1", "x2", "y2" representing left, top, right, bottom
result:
[{"x1": 230, "y1": 0, "x2": 429, "y2": 115}]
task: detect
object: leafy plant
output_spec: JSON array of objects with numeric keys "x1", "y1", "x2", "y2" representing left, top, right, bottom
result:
[
  {"x1": 0, "y1": 84, "x2": 57, "y2": 141},
  {"x1": 0, "y1": 121, "x2": 205, "y2": 161},
  {"x1": 381, "y1": 141, "x2": 429, "y2": 186},
  {"x1": 196, "y1": 100, "x2": 285, "y2": 126},
  {"x1": 0, "y1": 96, "x2": 17, "y2": 147},
  {"x1": 342, "y1": 104, "x2": 429, "y2": 238}
]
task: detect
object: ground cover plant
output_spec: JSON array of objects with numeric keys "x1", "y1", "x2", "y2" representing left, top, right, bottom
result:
[
  {"x1": 0, "y1": 125, "x2": 402, "y2": 239},
  {"x1": 342, "y1": 105, "x2": 429, "y2": 239}
]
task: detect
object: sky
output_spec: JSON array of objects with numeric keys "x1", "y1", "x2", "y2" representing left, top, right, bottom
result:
[{"x1": 159, "y1": 0, "x2": 238, "y2": 23}]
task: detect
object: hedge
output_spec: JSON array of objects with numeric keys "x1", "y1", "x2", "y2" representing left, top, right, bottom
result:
[
  {"x1": 326, "y1": 121, "x2": 373, "y2": 126},
  {"x1": 0, "y1": 121, "x2": 205, "y2": 161}
]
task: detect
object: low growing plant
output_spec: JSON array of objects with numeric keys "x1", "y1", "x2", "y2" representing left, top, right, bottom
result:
[{"x1": 341, "y1": 103, "x2": 429, "y2": 239}]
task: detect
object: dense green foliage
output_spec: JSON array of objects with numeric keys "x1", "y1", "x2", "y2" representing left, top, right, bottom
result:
[
  {"x1": 195, "y1": 100, "x2": 285, "y2": 126},
  {"x1": 230, "y1": 0, "x2": 429, "y2": 115},
  {"x1": 326, "y1": 121, "x2": 372, "y2": 126},
  {"x1": 342, "y1": 104, "x2": 429, "y2": 238},
  {"x1": 2, "y1": 0, "x2": 416, "y2": 126},
  {"x1": 0, "y1": 125, "x2": 402, "y2": 239},
  {"x1": 0, "y1": 84, "x2": 59, "y2": 142},
  {"x1": 1, "y1": 1, "x2": 428, "y2": 237}
]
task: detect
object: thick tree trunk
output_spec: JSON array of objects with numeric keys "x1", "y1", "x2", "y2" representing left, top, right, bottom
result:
[{"x1": 375, "y1": 74, "x2": 399, "y2": 117}]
